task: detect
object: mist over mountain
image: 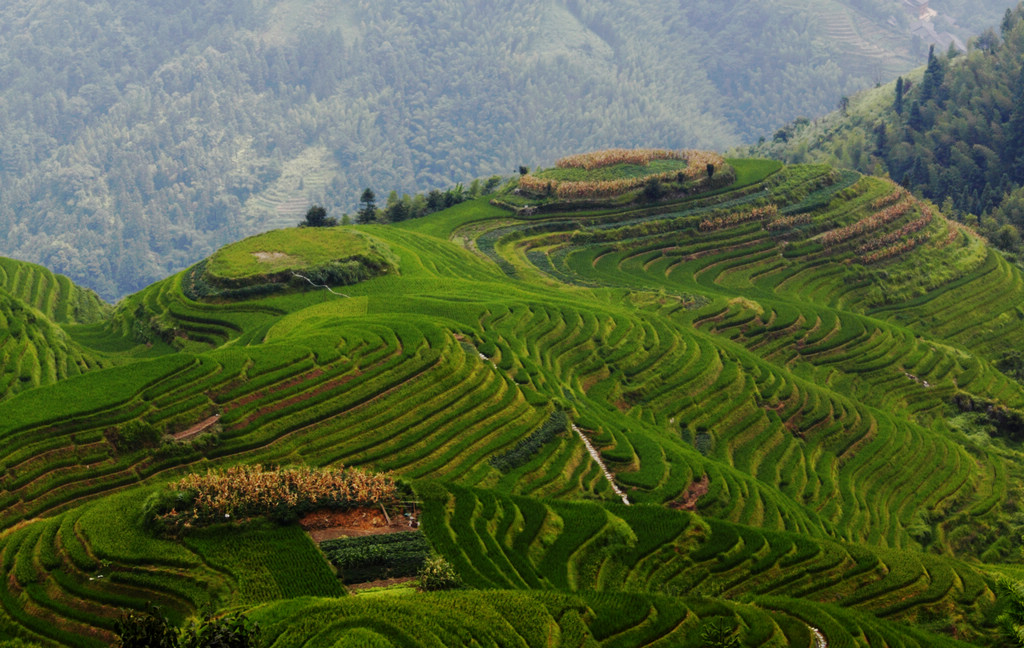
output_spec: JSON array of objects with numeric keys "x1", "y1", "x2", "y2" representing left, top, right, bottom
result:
[{"x1": 0, "y1": 0, "x2": 1014, "y2": 299}]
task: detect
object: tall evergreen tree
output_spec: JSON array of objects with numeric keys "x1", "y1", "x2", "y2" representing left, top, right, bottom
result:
[
  {"x1": 920, "y1": 45, "x2": 945, "y2": 102},
  {"x1": 357, "y1": 188, "x2": 377, "y2": 224},
  {"x1": 907, "y1": 102, "x2": 925, "y2": 131}
]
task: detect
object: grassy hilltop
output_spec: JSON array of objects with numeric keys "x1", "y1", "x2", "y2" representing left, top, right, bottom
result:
[{"x1": 1, "y1": 150, "x2": 1024, "y2": 646}]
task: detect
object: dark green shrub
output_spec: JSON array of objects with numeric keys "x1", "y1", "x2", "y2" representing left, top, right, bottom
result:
[
  {"x1": 179, "y1": 613, "x2": 259, "y2": 648},
  {"x1": 115, "y1": 604, "x2": 177, "y2": 648},
  {"x1": 141, "y1": 489, "x2": 195, "y2": 535},
  {"x1": 642, "y1": 177, "x2": 665, "y2": 201},
  {"x1": 488, "y1": 410, "x2": 569, "y2": 472},
  {"x1": 116, "y1": 605, "x2": 259, "y2": 648},
  {"x1": 110, "y1": 420, "x2": 164, "y2": 453},
  {"x1": 699, "y1": 619, "x2": 740, "y2": 648}
]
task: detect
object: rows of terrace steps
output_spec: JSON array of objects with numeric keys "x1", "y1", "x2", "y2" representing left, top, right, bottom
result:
[
  {"x1": 0, "y1": 488, "x2": 987, "y2": 648},
  {"x1": 0, "y1": 509, "x2": 216, "y2": 648},
  {"x1": 131, "y1": 271, "x2": 286, "y2": 348},
  {"x1": 0, "y1": 258, "x2": 101, "y2": 324},
  {"x1": 0, "y1": 315, "x2": 628, "y2": 532},
  {"x1": 813, "y1": 5, "x2": 893, "y2": 58},
  {"x1": 872, "y1": 250, "x2": 1024, "y2": 358},
  {"x1": 677, "y1": 321, "x2": 986, "y2": 548},
  {"x1": 247, "y1": 150, "x2": 337, "y2": 231},
  {"x1": 439, "y1": 301, "x2": 830, "y2": 537},
  {"x1": 422, "y1": 485, "x2": 997, "y2": 638},
  {"x1": 255, "y1": 589, "x2": 975, "y2": 648},
  {"x1": 0, "y1": 315, "x2": 105, "y2": 402},
  {"x1": 534, "y1": 172, "x2": 909, "y2": 291},
  {"x1": 594, "y1": 307, "x2": 959, "y2": 545},
  {"x1": 797, "y1": 1, "x2": 913, "y2": 79},
  {"x1": 493, "y1": 177, "x2": 1007, "y2": 547},
  {"x1": 0, "y1": 491, "x2": 346, "y2": 647},
  {"x1": 534, "y1": 172, "x2": 1002, "y2": 412},
  {"x1": 519, "y1": 173, "x2": 865, "y2": 294},
  {"x1": 469, "y1": 162, "x2": 794, "y2": 278},
  {"x1": 703, "y1": 299, "x2": 1024, "y2": 415},
  {"x1": 0, "y1": 327, "x2": 404, "y2": 527},
  {"x1": 254, "y1": 588, "x2": 844, "y2": 648},
  {"x1": 473, "y1": 295, "x2": 989, "y2": 548}
]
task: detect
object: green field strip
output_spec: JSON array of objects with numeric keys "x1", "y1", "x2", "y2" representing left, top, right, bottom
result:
[
  {"x1": 209, "y1": 349, "x2": 319, "y2": 405},
  {"x1": 732, "y1": 416, "x2": 785, "y2": 479},
  {"x1": 0, "y1": 527, "x2": 104, "y2": 648},
  {"x1": 400, "y1": 375, "x2": 527, "y2": 478},
  {"x1": 966, "y1": 448, "x2": 1006, "y2": 517},
  {"x1": 349, "y1": 355, "x2": 501, "y2": 467},
  {"x1": 512, "y1": 435, "x2": 591, "y2": 500},
  {"x1": 429, "y1": 403, "x2": 542, "y2": 486},
  {"x1": 0, "y1": 354, "x2": 194, "y2": 441},
  {"x1": 22, "y1": 580, "x2": 119, "y2": 637},
  {"x1": 216, "y1": 329, "x2": 432, "y2": 442},
  {"x1": 282, "y1": 345, "x2": 483, "y2": 459},
  {"x1": 182, "y1": 522, "x2": 343, "y2": 605},
  {"x1": 468, "y1": 492, "x2": 537, "y2": 590},
  {"x1": 49, "y1": 567, "x2": 190, "y2": 625},
  {"x1": 617, "y1": 321, "x2": 683, "y2": 381},
  {"x1": 416, "y1": 485, "x2": 998, "y2": 634},
  {"x1": 218, "y1": 362, "x2": 450, "y2": 464}
]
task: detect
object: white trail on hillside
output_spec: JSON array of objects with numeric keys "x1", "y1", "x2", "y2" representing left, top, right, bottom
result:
[
  {"x1": 810, "y1": 626, "x2": 827, "y2": 648},
  {"x1": 573, "y1": 424, "x2": 630, "y2": 505},
  {"x1": 292, "y1": 273, "x2": 349, "y2": 297}
]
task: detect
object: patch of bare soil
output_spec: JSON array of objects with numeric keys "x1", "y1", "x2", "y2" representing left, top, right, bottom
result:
[
  {"x1": 227, "y1": 371, "x2": 358, "y2": 430},
  {"x1": 252, "y1": 251, "x2": 298, "y2": 263},
  {"x1": 669, "y1": 474, "x2": 709, "y2": 512},
  {"x1": 172, "y1": 414, "x2": 221, "y2": 441},
  {"x1": 347, "y1": 576, "x2": 417, "y2": 592},
  {"x1": 300, "y1": 506, "x2": 418, "y2": 542}
]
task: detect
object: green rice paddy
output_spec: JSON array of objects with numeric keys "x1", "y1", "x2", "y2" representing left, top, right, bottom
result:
[{"x1": 0, "y1": 156, "x2": 1021, "y2": 646}]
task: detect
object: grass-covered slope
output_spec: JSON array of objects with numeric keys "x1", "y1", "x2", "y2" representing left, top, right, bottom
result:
[
  {"x1": 0, "y1": 259, "x2": 111, "y2": 401},
  {"x1": 2, "y1": 154, "x2": 1024, "y2": 646},
  {"x1": 0, "y1": 259, "x2": 108, "y2": 326}
]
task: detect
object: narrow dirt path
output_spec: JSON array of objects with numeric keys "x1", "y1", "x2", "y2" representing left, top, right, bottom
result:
[{"x1": 172, "y1": 414, "x2": 220, "y2": 441}]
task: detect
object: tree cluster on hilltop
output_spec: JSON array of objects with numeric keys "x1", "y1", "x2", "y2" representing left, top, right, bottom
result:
[
  {"x1": 751, "y1": 4, "x2": 1024, "y2": 262},
  {"x1": 0, "y1": 0, "x2": 1013, "y2": 300}
]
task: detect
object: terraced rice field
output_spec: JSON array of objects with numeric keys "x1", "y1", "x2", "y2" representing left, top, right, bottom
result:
[{"x1": 0, "y1": 156, "x2": 1022, "y2": 646}]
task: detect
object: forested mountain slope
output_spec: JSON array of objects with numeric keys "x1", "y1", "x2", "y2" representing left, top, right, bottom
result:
[
  {"x1": 749, "y1": 3, "x2": 1024, "y2": 265},
  {"x1": 1, "y1": 153, "x2": 1024, "y2": 646},
  {"x1": 0, "y1": 0, "x2": 1015, "y2": 299}
]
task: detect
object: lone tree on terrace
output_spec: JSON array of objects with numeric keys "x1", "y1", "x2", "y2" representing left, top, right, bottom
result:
[
  {"x1": 357, "y1": 188, "x2": 377, "y2": 224},
  {"x1": 302, "y1": 205, "x2": 335, "y2": 227}
]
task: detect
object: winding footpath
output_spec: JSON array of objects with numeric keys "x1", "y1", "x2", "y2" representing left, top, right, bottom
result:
[
  {"x1": 292, "y1": 273, "x2": 349, "y2": 297},
  {"x1": 573, "y1": 424, "x2": 630, "y2": 505}
]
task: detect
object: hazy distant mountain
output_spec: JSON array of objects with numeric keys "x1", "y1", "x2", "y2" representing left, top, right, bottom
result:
[{"x1": 0, "y1": 0, "x2": 1014, "y2": 299}]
